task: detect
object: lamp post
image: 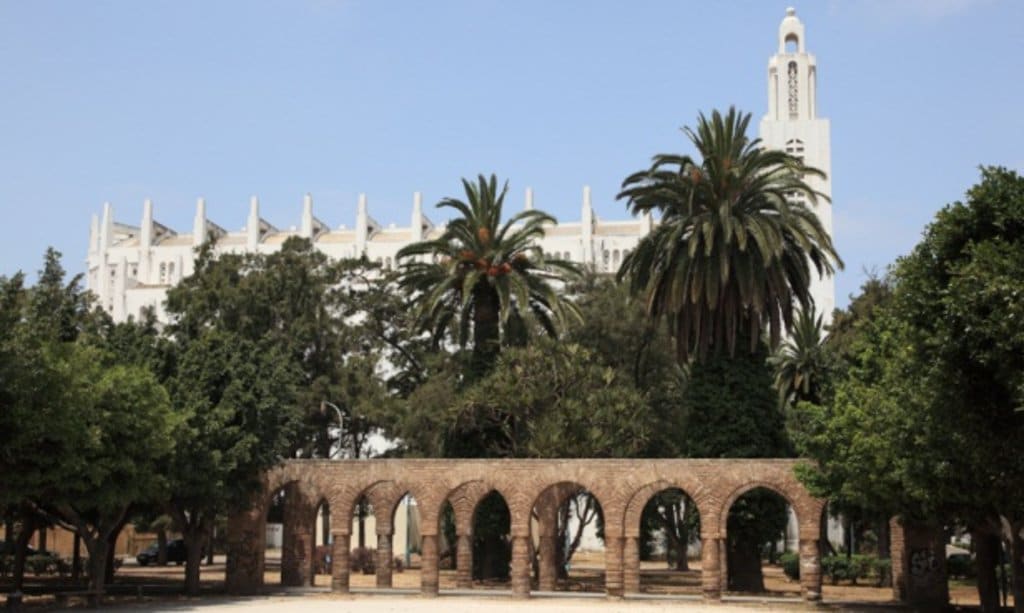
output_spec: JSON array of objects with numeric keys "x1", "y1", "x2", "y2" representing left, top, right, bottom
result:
[{"x1": 320, "y1": 400, "x2": 345, "y2": 459}]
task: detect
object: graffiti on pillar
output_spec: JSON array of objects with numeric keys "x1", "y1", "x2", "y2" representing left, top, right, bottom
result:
[{"x1": 910, "y1": 548, "x2": 938, "y2": 577}]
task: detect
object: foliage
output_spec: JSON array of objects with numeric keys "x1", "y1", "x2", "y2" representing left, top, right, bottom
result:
[
  {"x1": 395, "y1": 339, "x2": 651, "y2": 458},
  {"x1": 396, "y1": 174, "x2": 581, "y2": 375},
  {"x1": 780, "y1": 552, "x2": 800, "y2": 580},
  {"x1": 769, "y1": 305, "x2": 832, "y2": 408},
  {"x1": 617, "y1": 107, "x2": 841, "y2": 362}
]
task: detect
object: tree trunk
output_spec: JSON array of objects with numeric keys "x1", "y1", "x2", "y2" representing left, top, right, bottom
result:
[
  {"x1": 974, "y1": 526, "x2": 1001, "y2": 613},
  {"x1": 37, "y1": 525, "x2": 47, "y2": 552},
  {"x1": 181, "y1": 515, "x2": 210, "y2": 596},
  {"x1": 206, "y1": 526, "x2": 215, "y2": 565},
  {"x1": 727, "y1": 537, "x2": 764, "y2": 592},
  {"x1": 877, "y1": 517, "x2": 891, "y2": 560},
  {"x1": 72, "y1": 533, "x2": 82, "y2": 581},
  {"x1": 87, "y1": 538, "x2": 109, "y2": 594},
  {"x1": 185, "y1": 534, "x2": 205, "y2": 595},
  {"x1": 104, "y1": 515, "x2": 128, "y2": 584},
  {"x1": 1009, "y1": 521, "x2": 1024, "y2": 613},
  {"x1": 11, "y1": 513, "x2": 36, "y2": 591},
  {"x1": 157, "y1": 528, "x2": 168, "y2": 565}
]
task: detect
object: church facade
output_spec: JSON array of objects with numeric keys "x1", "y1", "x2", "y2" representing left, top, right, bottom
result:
[{"x1": 87, "y1": 9, "x2": 832, "y2": 324}]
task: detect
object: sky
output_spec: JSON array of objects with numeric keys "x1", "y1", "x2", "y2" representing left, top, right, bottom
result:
[{"x1": 1, "y1": 0, "x2": 1022, "y2": 307}]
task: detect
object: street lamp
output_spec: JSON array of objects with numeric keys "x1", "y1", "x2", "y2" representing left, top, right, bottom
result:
[{"x1": 320, "y1": 400, "x2": 345, "y2": 458}]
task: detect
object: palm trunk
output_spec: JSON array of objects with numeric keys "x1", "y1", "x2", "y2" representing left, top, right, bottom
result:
[{"x1": 471, "y1": 286, "x2": 501, "y2": 376}]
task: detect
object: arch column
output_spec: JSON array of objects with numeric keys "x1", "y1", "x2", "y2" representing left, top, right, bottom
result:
[
  {"x1": 604, "y1": 534, "x2": 624, "y2": 597},
  {"x1": 376, "y1": 531, "x2": 393, "y2": 588},
  {"x1": 799, "y1": 538, "x2": 822, "y2": 601},
  {"x1": 623, "y1": 536, "x2": 640, "y2": 594},
  {"x1": 510, "y1": 534, "x2": 531, "y2": 598},
  {"x1": 330, "y1": 531, "x2": 350, "y2": 593},
  {"x1": 455, "y1": 533, "x2": 473, "y2": 588},
  {"x1": 536, "y1": 500, "x2": 559, "y2": 592},
  {"x1": 700, "y1": 534, "x2": 722, "y2": 600},
  {"x1": 420, "y1": 534, "x2": 439, "y2": 596}
]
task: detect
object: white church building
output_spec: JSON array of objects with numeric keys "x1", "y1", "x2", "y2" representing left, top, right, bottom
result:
[{"x1": 86, "y1": 8, "x2": 834, "y2": 327}]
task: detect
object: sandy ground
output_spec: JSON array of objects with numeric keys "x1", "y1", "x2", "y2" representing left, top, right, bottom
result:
[{"x1": 11, "y1": 550, "x2": 1002, "y2": 610}]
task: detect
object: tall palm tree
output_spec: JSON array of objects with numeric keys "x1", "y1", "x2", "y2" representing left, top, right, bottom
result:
[
  {"x1": 396, "y1": 174, "x2": 581, "y2": 372},
  {"x1": 617, "y1": 107, "x2": 842, "y2": 362},
  {"x1": 769, "y1": 305, "x2": 830, "y2": 408}
]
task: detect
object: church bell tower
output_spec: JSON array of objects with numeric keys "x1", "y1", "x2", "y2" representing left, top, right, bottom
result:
[{"x1": 759, "y1": 7, "x2": 835, "y2": 320}]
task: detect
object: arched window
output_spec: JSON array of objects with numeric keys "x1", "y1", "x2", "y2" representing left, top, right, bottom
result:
[
  {"x1": 602, "y1": 250, "x2": 610, "y2": 270},
  {"x1": 168, "y1": 262, "x2": 175, "y2": 282},
  {"x1": 785, "y1": 34, "x2": 799, "y2": 54},
  {"x1": 612, "y1": 250, "x2": 621, "y2": 267},
  {"x1": 563, "y1": 251, "x2": 571, "y2": 261},
  {"x1": 158, "y1": 263, "x2": 167, "y2": 284}
]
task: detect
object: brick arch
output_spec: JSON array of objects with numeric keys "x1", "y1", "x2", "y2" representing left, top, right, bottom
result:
[
  {"x1": 717, "y1": 480, "x2": 806, "y2": 540},
  {"x1": 530, "y1": 480, "x2": 608, "y2": 538},
  {"x1": 444, "y1": 480, "x2": 494, "y2": 536},
  {"x1": 622, "y1": 480, "x2": 717, "y2": 539}
]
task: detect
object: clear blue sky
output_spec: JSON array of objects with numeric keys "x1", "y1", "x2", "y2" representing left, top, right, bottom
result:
[{"x1": 1, "y1": 0, "x2": 1021, "y2": 306}]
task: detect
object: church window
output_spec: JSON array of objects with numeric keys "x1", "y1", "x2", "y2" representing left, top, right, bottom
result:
[
  {"x1": 159, "y1": 263, "x2": 167, "y2": 284},
  {"x1": 787, "y1": 61, "x2": 799, "y2": 119},
  {"x1": 603, "y1": 250, "x2": 610, "y2": 270},
  {"x1": 168, "y1": 262, "x2": 175, "y2": 281},
  {"x1": 129, "y1": 264, "x2": 138, "y2": 279},
  {"x1": 563, "y1": 251, "x2": 571, "y2": 261},
  {"x1": 613, "y1": 250, "x2": 621, "y2": 267}
]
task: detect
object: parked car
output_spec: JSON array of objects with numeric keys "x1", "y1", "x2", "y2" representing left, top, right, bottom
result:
[{"x1": 137, "y1": 539, "x2": 190, "y2": 566}]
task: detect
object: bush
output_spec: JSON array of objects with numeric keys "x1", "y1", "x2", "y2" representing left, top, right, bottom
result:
[
  {"x1": 780, "y1": 552, "x2": 800, "y2": 580},
  {"x1": 26, "y1": 554, "x2": 57, "y2": 576},
  {"x1": 350, "y1": 547, "x2": 375, "y2": 575},
  {"x1": 871, "y1": 557, "x2": 892, "y2": 587},
  {"x1": 393, "y1": 556, "x2": 404, "y2": 573},
  {"x1": 946, "y1": 553, "x2": 974, "y2": 579}
]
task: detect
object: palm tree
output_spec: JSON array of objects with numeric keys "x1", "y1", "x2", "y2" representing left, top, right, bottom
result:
[
  {"x1": 769, "y1": 305, "x2": 830, "y2": 408},
  {"x1": 617, "y1": 107, "x2": 842, "y2": 362},
  {"x1": 396, "y1": 174, "x2": 581, "y2": 373}
]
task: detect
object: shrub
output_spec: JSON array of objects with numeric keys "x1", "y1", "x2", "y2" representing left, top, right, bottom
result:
[
  {"x1": 26, "y1": 554, "x2": 56, "y2": 576},
  {"x1": 350, "y1": 547, "x2": 375, "y2": 574},
  {"x1": 780, "y1": 552, "x2": 800, "y2": 580},
  {"x1": 872, "y1": 557, "x2": 892, "y2": 587},
  {"x1": 946, "y1": 553, "x2": 974, "y2": 579},
  {"x1": 393, "y1": 556, "x2": 405, "y2": 573}
]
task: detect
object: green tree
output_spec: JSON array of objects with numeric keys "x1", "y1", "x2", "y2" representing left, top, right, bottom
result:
[
  {"x1": 793, "y1": 167, "x2": 1024, "y2": 611},
  {"x1": 396, "y1": 174, "x2": 581, "y2": 376},
  {"x1": 617, "y1": 107, "x2": 841, "y2": 362}
]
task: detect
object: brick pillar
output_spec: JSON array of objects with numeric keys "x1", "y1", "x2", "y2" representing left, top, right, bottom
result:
[
  {"x1": 799, "y1": 538, "x2": 822, "y2": 601},
  {"x1": 376, "y1": 532, "x2": 393, "y2": 588},
  {"x1": 281, "y1": 486, "x2": 315, "y2": 587},
  {"x1": 330, "y1": 532, "x2": 350, "y2": 593},
  {"x1": 510, "y1": 535, "x2": 531, "y2": 598},
  {"x1": 623, "y1": 536, "x2": 640, "y2": 594},
  {"x1": 893, "y1": 518, "x2": 948, "y2": 609},
  {"x1": 421, "y1": 534, "x2": 439, "y2": 596},
  {"x1": 700, "y1": 537, "x2": 722, "y2": 600},
  {"x1": 455, "y1": 533, "x2": 473, "y2": 588},
  {"x1": 225, "y1": 503, "x2": 266, "y2": 595},
  {"x1": 890, "y1": 517, "x2": 906, "y2": 601},
  {"x1": 719, "y1": 538, "x2": 728, "y2": 593},
  {"x1": 538, "y1": 535, "x2": 557, "y2": 591},
  {"x1": 605, "y1": 535, "x2": 624, "y2": 597}
]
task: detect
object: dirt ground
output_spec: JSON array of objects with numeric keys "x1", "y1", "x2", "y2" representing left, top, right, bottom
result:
[{"x1": 6, "y1": 550, "x2": 1003, "y2": 610}]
